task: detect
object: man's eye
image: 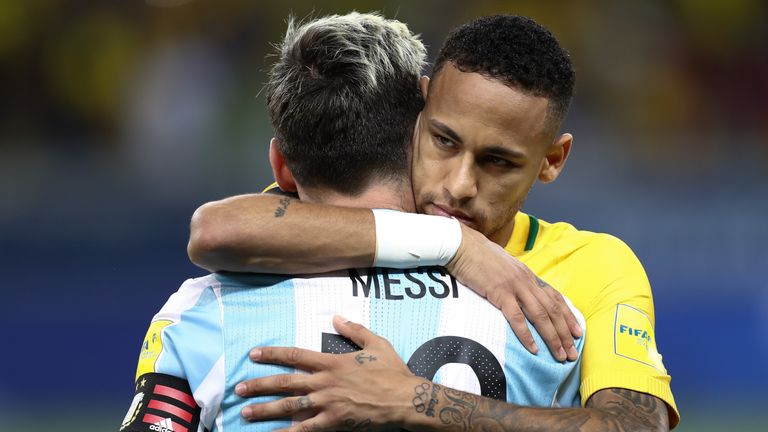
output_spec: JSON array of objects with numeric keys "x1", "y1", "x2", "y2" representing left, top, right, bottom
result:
[
  {"x1": 434, "y1": 134, "x2": 455, "y2": 148},
  {"x1": 483, "y1": 156, "x2": 514, "y2": 168}
]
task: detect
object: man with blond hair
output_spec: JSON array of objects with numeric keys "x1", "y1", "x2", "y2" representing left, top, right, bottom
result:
[
  {"x1": 120, "y1": 13, "x2": 590, "y2": 432},
  {"x1": 191, "y1": 14, "x2": 679, "y2": 432}
]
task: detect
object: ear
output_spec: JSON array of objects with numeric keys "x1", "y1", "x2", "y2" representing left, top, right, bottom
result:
[
  {"x1": 419, "y1": 75, "x2": 430, "y2": 99},
  {"x1": 269, "y1": 138, "x2": 297, "y2": 192},
  {"x1": 538, "y1": 133, "x2": 572, "y2": 184}
]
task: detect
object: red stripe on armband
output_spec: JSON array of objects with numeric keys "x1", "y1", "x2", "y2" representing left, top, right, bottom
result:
[
  {"x1": 153, "y1": 384, "x2": 196, "y2": 408},
  {"x1": 147, "y1": 399, "x2": 193, "y2": 422}
]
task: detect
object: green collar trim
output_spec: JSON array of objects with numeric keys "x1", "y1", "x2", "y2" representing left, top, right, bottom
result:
[{"x1": 524, "y1": 215, "x2": 539, "y2": 252}]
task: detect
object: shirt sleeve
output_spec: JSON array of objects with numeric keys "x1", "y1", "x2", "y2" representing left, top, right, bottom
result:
[
  {"x1": 575, "y1": 235, "x2": 680, "y2": 428},
  {"x1": 122, "y1": 277, "x2": 224, "y2": 431}
]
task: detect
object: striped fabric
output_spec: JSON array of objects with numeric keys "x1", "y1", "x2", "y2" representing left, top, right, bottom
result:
[{"x1": 144, "y1": 268, "x2": 585, "y2": 431}]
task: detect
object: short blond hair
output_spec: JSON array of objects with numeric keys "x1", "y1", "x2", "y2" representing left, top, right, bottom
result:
[{"x1": 267, "y1": 12, "x2": 426, "y2": 195}]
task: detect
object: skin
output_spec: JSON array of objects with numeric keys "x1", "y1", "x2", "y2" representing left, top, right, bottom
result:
[
  {"x1": 234, "y1": 65, "x2": 672, "y2": 430},
  {"x1": 188, "y1": 132, "x2": 582, "y2": 360},
  {"x1": 188, "y1": 62, "x2": 582, "y2": 360},
  {"x1": 189, "y1": 192, "x2": 581, "y2": 359},
  {"x1": 409, "y1": 64, "x2": 576, "y2": 355},
  {"x1": 412, "y1": 65, "x2": 571, "y2": 247},
  {"x1": 236, "y1": 317, "x2": 670, "y2": 432}
]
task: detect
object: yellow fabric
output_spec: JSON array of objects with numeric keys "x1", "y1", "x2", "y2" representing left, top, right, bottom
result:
[
  {"x1": 135, "y1": 319, "x2": 172, "y2": 380},
  {"x1": 507, "y1": 212, "x2": 679, "y2": 428},
  {"x1": 262, "y1": 182, "x2": 279, "y2": 193}
]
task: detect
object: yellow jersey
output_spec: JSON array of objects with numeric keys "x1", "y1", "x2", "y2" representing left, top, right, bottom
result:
[
  {"x1": 507, "y1": 211, "x2": 679, "y2": 427},
  {"x1": 260, "y1": 184, "x2": 679, "y2": 426}
]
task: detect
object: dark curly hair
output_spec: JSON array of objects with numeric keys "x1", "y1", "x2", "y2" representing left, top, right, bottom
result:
[{"x1": 433, "y1": 15, "x2": 575, "y2": 130}]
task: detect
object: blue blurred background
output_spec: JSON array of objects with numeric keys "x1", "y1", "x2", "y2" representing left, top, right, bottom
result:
[{"x1": 1, "y1": 0, "x2": 766, "y2": 430}]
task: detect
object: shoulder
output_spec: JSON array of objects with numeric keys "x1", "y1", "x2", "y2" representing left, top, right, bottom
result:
[
  {"x1": 538, "y1": 218, "x2": 645, "y2": 275},
  {"x1": 152, "y1": 274, "x2": 221, "y2": 321},
  {"x1": 533, "y1": 217, "x2": 652, "y2": 314}
]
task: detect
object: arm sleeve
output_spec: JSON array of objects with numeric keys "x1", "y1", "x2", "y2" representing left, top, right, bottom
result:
[
  {"x1": 575, "y1": 235, "x2": 680, "y2": 428},
  {"x1": 121, "y1": 277, "x2": 224, "y2": 431}
]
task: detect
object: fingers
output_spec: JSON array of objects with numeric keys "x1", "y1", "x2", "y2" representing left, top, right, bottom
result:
[
  {"x1": 332, "y1": 315, "x2": 378, "y2": 349},
  {"x1": 546, "y1": 285, "x2": 583, "y2": 339},
  {"x1": 273, "y1": 412, "x2": 361, "y2": 432},
  {"x1": 251, "y1": 346, "x2": 329, "y2": 371},
  {"x1": 528, "y1": 285, "x2": 577, "y2": 361},
  {"x1": 241, "y1": 394, "x2": 319, "y2": 422},
  {"x1": 235, "y1": 373, "x2": 314, "y2": 397},
  {"x1": 242, "y1": 395, "x2": 372, "y2": 432},
  {"x1": 506, "y1": 287, "x2": 559, "y2": 358}
]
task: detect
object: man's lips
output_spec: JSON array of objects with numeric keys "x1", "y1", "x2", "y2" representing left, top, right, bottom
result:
[{"x1": 430, "y1": 203, "x2": 474, "y2": 225}]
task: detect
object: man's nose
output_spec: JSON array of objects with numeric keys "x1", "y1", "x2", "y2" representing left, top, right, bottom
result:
[{"x1": 444, "y1": 157, "x2": 478, "y2": 202}]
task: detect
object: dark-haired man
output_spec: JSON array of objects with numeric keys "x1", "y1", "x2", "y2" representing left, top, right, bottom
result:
[
  {"x1": 121, "y1": 13, "x2": 590, "y2": 432},
  {"x1": 190, "y1": 14, "x2": 680, "y2": 431}
]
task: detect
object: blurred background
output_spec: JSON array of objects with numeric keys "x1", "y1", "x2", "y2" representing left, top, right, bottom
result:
[{"x1": 1, "y1": 0, "x2": 766, "y2": 430}]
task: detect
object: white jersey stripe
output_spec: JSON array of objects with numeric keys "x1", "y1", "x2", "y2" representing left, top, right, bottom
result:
[{"x1": 143, "y1": 270, "x2": 586, "y2": 430}]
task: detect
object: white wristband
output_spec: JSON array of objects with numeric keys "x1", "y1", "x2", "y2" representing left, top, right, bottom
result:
[{"x1": 372, "y1": 209, "x2": 463, "y2": 268}]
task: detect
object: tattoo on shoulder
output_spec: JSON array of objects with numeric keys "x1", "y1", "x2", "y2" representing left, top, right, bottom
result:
[{"x1": 274, "y1": 196, "x2": 293, "y2": 217}]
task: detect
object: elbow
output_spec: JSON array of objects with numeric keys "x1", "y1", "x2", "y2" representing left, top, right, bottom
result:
[{"x1": 188, "y1": 201, "x2": 234, "y2": 271}]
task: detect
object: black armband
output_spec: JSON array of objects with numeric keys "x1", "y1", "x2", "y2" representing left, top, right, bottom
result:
[{"x1": 120, "y1": 373, "x2": 201, "y2": 432}]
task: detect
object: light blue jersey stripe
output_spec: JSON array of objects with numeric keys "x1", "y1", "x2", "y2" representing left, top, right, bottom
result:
[
  {"x1": 216, "y1": 273, "x2": 297, "y2": 431},
  {"x1": 156, "y1": 285, "x2": 223, "y2": 391},
  {"x1": 367, "y1": 267, "x2": 446, "y2": 362},
  {"x1": 503, "y1": 320, "x2": 584, "y2": 406},
  {"x1": 151, "y1": 270, "x2": 584, "y2": 430}
]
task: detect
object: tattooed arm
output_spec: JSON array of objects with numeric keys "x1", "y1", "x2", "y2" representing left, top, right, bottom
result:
[
  {"x1": 403, "y1": 383, "x2": 669, "y2": 432},
  {"x1": 188, "y1": 193, "x2": 581, "y2": 360},
  {"x1": 241, "y1": 369, "x2": 669, "y2": 432},
  {"x1": 188, "y1": 194, "x2": 376, "y2": 273},
  {"x1": 237, "y1": 318, "x2": 670, "y2": 432}
]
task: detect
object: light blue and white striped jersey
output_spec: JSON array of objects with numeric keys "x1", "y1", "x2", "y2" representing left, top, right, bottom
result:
[{"x1": 142, "y1": 267, "x2": 585, "y2": 431}]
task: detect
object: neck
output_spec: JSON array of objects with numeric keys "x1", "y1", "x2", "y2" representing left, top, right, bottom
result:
[{"x1": 298, "y1": 181, "x2": 416, "y2": 213}]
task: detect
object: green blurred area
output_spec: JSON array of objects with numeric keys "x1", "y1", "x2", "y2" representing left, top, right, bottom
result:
[{"x1": 3, "y1": 0, "x2": 767, "y2": 172}]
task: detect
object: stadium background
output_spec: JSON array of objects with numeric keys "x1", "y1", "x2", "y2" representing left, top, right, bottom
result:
[{"x1": 1, "y1": 0, "x2": 766, "y2": 430}]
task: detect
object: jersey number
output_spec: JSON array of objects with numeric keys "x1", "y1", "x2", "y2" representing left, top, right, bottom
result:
[{"x1": 322, "y1": 333, "x2": 506, "y2": 400}]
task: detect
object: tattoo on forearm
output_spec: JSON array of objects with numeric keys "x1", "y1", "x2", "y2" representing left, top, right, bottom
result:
[
  {"x1": 343, "y1": 418, "x2": 372, "y2": 431},
  {"x1": 354, "y1": 352, "x2": 377, "y2": 364},
  {"x1": 584, "y1": 388, "x2": 666, "y2": 431},
  {"x1": 411, "y1": 384, "x2": 666, "y2": 432},
  {"x1": 413, "y1": 382, "x2": 430, "y2": 415},
  {"x1": 426, "y1": 382, "x2": 441, "y2": 417},
  {"x1": 274, "y1": 197, "x2": 292, "y2": 217},
  {"x1": 438, "y1": 387, "x2": 478, "y2": 430}
]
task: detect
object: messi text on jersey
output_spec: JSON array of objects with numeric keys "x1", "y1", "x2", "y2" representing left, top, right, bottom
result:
[{"x1": 348, "y1": 267, "x2": 459, "y2": 300}]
